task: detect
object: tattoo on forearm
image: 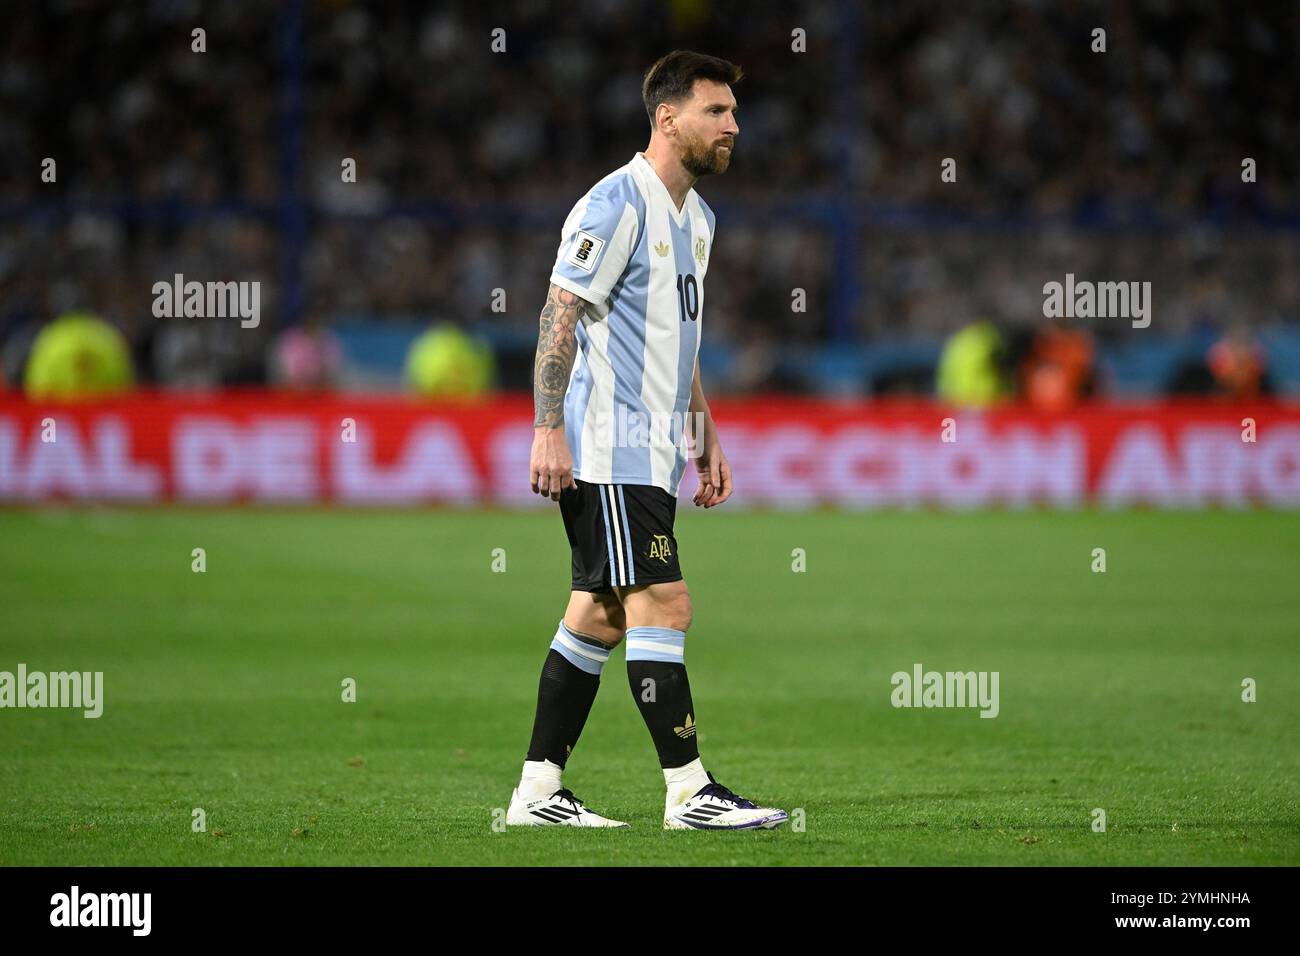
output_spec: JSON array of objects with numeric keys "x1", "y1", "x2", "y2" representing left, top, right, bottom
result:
[{"x1": 533, "y1": 284, "x2": 585, "y2": 428}]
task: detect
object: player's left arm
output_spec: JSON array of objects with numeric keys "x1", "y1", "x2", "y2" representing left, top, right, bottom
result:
[{"x1": 688, "y1": 356, "x2": 732, "y2": 508}]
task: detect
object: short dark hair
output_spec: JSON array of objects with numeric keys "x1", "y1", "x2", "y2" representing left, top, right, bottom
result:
[{"x1": 642, "y1": 50, "x2": 743, "y2": 128}]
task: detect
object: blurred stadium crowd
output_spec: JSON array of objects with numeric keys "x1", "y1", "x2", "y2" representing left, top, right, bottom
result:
[{"x1": 2, "y1": 0, "x2": 1298, "y2": 402}]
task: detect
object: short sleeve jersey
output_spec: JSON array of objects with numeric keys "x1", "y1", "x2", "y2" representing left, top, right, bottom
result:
[{"x1": 549, "y1": 152, "x2": 715, "y2": 494}]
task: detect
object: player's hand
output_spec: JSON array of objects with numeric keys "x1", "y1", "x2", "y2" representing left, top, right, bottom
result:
[
  {"x1": 693, "y1": 439, "x2": 732, "y2": 508},
  {"x1": 530, "y1": 427, "x2": 576, "y2": 501}
]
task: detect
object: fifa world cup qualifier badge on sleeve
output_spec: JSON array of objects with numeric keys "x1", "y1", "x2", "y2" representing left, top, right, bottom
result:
[{"x1": 566, "y1": 231, "x2": 605, "y2": 273}]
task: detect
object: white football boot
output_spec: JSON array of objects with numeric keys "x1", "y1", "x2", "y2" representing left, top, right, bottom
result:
[
  {"x1": 664, "y1": 773, "x2": 788, "y2": 830},
  {"x1": 506, "y1": 787, "x2": 630, "y2": 828}
]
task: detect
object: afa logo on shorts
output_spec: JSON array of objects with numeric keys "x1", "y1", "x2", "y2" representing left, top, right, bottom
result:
[{"x1": 648, "y1": 534, "x2": 672, "y2": 563}]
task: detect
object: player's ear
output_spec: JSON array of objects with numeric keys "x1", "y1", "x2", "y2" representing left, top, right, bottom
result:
[{"x1": 655, "y1": 102, "x2": 676, "y2": 136}]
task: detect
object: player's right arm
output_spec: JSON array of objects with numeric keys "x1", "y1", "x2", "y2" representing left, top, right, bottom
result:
[
  {"x1": 530, "y1": 283, "x2": 586, "y2": 499},
  {"x1": 532, "y1": 178, "x2": 639, "y2": 499}
]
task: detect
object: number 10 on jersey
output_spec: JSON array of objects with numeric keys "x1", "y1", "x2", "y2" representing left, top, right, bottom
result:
[{"x1": 676, "y1": 274, "x2": 699, "y2": 322}]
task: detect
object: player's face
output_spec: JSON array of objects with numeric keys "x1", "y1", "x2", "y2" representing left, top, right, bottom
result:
[{"x1": 676, "y1": 79, "x2": 739, "y2": 177}]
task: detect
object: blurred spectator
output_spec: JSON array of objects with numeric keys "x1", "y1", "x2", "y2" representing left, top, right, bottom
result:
[
  {"x1": 1207, "y1": 323, "x2": 1269, "y2": 400},
  {"x1": 23, "y1": 312, "x2": 134, "y2": 399},
  {"x1": 405, "y1": 323, "x2": 495, "y2": 399},
  {"x1": 270, "y1": 318, "x2": 344, "y2": 391},
  {"x1": 1020, "y1": 322, "x2": 1096, "y2": 413},
  {"x1": 937, "y1": 320, "x2": 1010, "y2": 408}
]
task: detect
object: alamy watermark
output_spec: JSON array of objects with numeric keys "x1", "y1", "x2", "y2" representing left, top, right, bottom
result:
[
  {"x1": 0, "y1": 664, "x2": 103, "y2": 718},
  {"x1": 1042, "y1": 273, "x2": 1150, "y2": 328},
  {"x1": 596, "y1": 405, "x2": 706, "y2": 458},
  {"x1": 151, "y1": 273, "x2": 260, "y2": 328},
  {"x1": 50, "y1": 886, "x2": 150, "y2": 935},
  {"x1": 890, "y1": 662, "x2": 999, "y2": 718}
]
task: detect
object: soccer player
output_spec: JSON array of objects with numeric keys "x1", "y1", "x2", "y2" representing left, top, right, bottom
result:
[{"x1": 506, "y1": 51, "x2": 788, "y2": 830}]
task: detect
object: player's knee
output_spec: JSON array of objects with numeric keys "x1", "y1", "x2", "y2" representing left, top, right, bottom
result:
[
  {"x1": 563, "y1": 617, "x2": 622, "y2": 648},
  {"x1": 564, "y1": 621, "x2": 618, "y2": 650}
]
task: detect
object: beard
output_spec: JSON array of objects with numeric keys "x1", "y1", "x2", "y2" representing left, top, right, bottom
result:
[{"x1": 679, "y1": 130, "x2": 734, "y2": 177}]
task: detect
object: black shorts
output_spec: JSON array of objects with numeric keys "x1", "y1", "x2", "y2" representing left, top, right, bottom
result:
[{"x1": 559, "y1": 479, "x2": 682, "y2": 592}]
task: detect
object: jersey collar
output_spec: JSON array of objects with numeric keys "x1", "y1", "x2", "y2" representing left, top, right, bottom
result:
[{"x1": 632, "y1": 152, "x2": 690, "y2": 227}]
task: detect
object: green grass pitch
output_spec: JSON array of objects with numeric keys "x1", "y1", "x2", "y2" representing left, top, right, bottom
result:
[{"x1": 0, "y1": 507, "x2": 1296, "y2": 866}]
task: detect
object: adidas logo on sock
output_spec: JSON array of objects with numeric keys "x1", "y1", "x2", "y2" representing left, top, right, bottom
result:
[{"x1": 673, "y1": 713, "x2": 696, "y2": 739}]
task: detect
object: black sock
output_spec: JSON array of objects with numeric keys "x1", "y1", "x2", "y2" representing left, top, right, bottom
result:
[
  {"x1": 525, "y1": 626, "x2": 610, "y2": 768},
  {"x1": 627, "y1": 659, "x2": 700, "y2": 769}
]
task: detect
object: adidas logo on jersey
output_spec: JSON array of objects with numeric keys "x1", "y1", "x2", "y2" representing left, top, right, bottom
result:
[{"x1": 653, "y1": 241, "x2": 670, "y2": 257}]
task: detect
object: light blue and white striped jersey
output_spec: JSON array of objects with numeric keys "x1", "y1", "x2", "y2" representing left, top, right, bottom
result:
[{"x1": 549, "y1": 152, "x2": 715, "y2": 494}]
